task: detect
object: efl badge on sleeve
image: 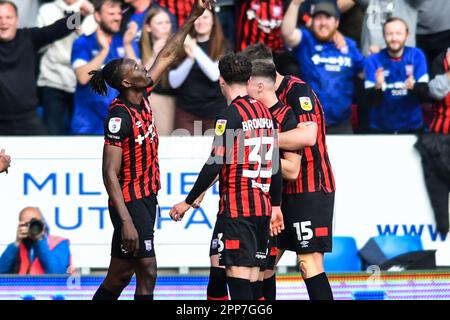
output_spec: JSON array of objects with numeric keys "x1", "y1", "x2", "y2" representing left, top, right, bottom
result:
[
  {"x1": 109, "y1": 117, "x2": 122, "y2": 133},
  {"x1": 215, "y1": 119, "x2": 227, "y2": 136},
  {"x1": 299, "y1": 97, "x2": 313, "y2": 111}
]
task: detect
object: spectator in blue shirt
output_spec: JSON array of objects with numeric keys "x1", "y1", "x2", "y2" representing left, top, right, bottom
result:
[
  {"x1": 365, "y1": 17, "x2": 429, "y2": 133},
  {"x1": 71, "y1": 0, "x2": 139, "y2": 135},
  {"x1": 282, "y1": 0, "x2": 365, "y2": 133},
  {"x1": 0, "y1": 207, "x2": 71, "y2": 274}
]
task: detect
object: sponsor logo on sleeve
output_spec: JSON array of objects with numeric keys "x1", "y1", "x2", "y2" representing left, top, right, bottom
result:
[
  {"x1": 107, "y1": 134, "x2": 120, "y2": 140},
  {"x1": 108, "y1": 117, "x2": 122, "y2": 133}
]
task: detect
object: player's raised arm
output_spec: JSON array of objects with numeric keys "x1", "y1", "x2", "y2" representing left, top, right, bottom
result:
[{"x1": 147, "y1": 0, "x2": 215, "y2": 85}]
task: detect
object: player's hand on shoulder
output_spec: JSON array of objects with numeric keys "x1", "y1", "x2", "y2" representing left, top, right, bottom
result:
[{"x1": 169, "y1": 201, "x2": 191, "y2": 221}]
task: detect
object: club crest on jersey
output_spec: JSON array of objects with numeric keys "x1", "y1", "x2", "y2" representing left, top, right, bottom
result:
[
  {"x1": 215, "y1": 119, "x2": 227, "y2": 136},
  {"x1": 299, "y1": 97, "x2": 312, "y2": 111},
  {"x1": 109, "y1": 117, "x2": 122, "y2": 133},
  {"x1": 273, "y1": 6, "x2": 281, "y2": 17}
]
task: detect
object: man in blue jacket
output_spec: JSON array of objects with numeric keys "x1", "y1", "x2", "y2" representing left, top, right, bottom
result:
[{"x1": 0, "y1": 207, "x2": 72, "y2": 274}]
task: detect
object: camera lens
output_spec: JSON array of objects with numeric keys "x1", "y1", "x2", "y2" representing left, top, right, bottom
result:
[{"x1": 28, "y1": 219, "x2": 44, "y2": 237}]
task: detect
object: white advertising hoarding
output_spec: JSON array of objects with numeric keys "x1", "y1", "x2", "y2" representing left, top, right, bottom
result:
[{"x1": 0, "y1": 136, "x2": 448, "y2": 268}]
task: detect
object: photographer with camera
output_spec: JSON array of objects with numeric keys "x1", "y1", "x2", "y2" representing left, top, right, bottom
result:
[{"x1": 0, "y1": 207, "x2": 72, "y2": 274}]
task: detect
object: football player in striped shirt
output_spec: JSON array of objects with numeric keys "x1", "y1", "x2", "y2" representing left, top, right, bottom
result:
[
  {"x1": 246, "y1": 58, "x2": 301, "y2": 300},
  {"x1": 243, "y1": 43, "x2": 336, "y2": 300},
  {"x1": 90, "y1": 0, "x2": 215, "y2": 301},
  {"x1": 170, "y1": 52, "x2": 284, "y2": 300}
]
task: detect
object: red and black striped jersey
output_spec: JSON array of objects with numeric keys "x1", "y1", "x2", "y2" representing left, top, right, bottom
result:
[
  {"x1": 154, "y1": 0, "x2": 194, "y2": 27},
  {"x1": 236, "y1": 0, "x2": 285, "y2": 52},
  {"x1": 430, "y1": 55, "x2": 450, "y2": 134},
  {"x1": 269, "y1": 100, "x2": 297, "y2": 133},
  {"x1": 276, "y1": 75, "x2": 335, "y2": 194},
  {"x1": 212, "y1": 95, "x2": 278, "y2": 218},
  {"x1": 104, "y1": 89, "x2": 160, "y2": 202}
]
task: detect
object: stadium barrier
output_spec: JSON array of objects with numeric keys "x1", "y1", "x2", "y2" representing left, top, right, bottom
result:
[{"x1": 0, "y1": 135, "x2": 448, "y2": 269}]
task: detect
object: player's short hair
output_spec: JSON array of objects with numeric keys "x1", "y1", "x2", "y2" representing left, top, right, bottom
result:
[
  {"x1": 251, "y1": 59, "x2": 276, "y2": 83},
  {"x1": 241, "y1": 43, "x2": 274, "y2": 62},
  {"x1": 383, "y1": 17, "x2": 409, "y2": 34},
  {"x1": 219, "y1": 52, "x2": 252, "y2": 85},
  {"x1": 0, "y1": 0, "x2": 18, "y2": 15},
  {"x1": 92, "y1": 0, "x2": 122, "y2": 12},
  {"x1": 89, "y1": 58, "x2": 124, "y2": 96}
]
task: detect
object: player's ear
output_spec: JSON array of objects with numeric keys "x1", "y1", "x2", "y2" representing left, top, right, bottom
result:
[
  {"x1": 257, "y1": 81, "x2": 264, "y2": 93},
  {"x1": 121, "y1": 79, "x2": 132, "y2": 88},
  {"x1": 219, "y1": 76, "x2": 225, "y2": 88}
]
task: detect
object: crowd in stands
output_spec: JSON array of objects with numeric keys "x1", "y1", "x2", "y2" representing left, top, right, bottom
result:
[{"x1": 0, "y1": 0, "x2": 449, "y2": 136}]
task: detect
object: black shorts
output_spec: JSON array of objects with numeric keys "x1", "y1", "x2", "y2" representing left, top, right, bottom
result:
[
  {"x1": 109, "y1": 194, "x2": 157, "y2": 259},
  {"x1": 209, "y1": 216, "x2": 221, "y2": 257},
  {"x1": 278, "y1": 191, "x2": 335, "y2": 254},
  {"x1": 210, "y1": 214, "x2": 270, "y2": 268},
  {"x1": 260, "y1": 236, "x2": 278, "y2": 272}
]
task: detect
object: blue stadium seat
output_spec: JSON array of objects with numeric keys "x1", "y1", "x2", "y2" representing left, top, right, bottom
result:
[
  {"x1": 324, "y1": 237, "x2": 362, "y2": 272},
  {"x1": 371, "y1": 235, "x2": 423, "y2": 260}
]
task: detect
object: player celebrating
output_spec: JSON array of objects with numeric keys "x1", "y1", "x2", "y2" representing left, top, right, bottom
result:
[
  {"x1": 242, "y1": 43, "x2": 336, "y2": 300},
  {"x1": 169, "y1": 52, "x2": 284, "y2": 300},
  {"x1": 246, "y1": 59, "x2": 301, "y2": 300},
  {"x1": 90, "y1": 0, "x2": 215, "y2": 301}
]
